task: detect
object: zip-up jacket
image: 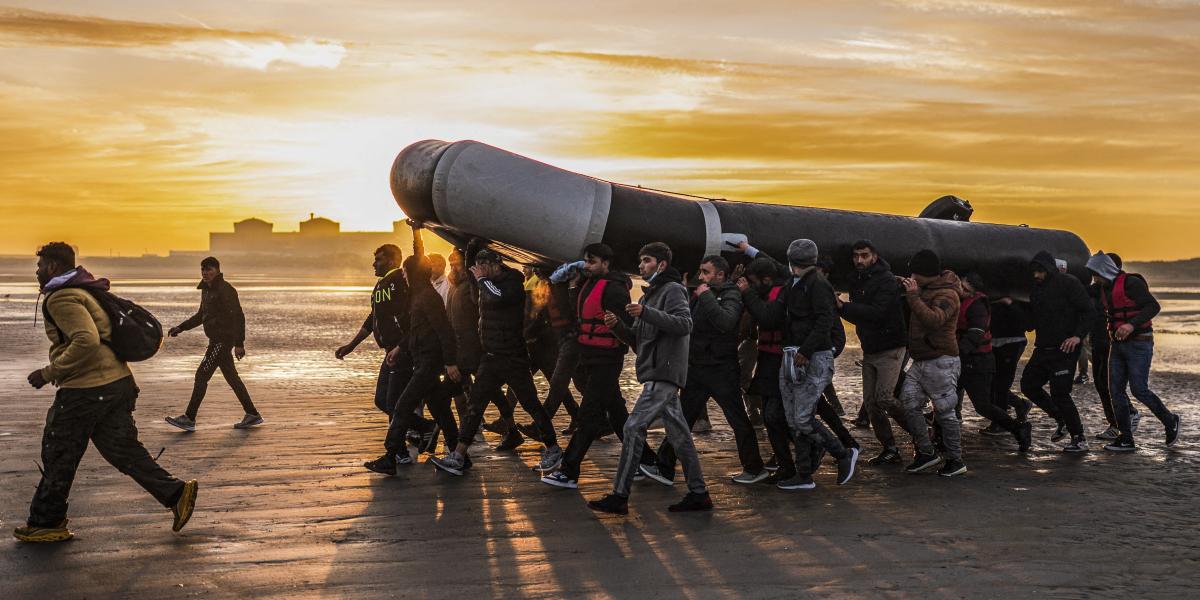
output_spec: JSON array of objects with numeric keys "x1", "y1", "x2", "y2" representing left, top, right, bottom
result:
[
  {"x1": 476, "y1": 265, "x2": 529, "y2": 356},
  {"x1": 362, "y1": 268, "x2": 409, "y2": 350},
  {"x1": 905, "y1": 270, "x2": 961, "y2": 360},
  {"x1": 1028, "y1": 251, "x2": 1095, "y2": 349},
  {"x1": 611, "y1": 267, "x2": 692, "y2": 387},
  {"x1": 178, "y1": 273, "x2": 246, "y2": 346},
  {"x1": 742, "y1": 268, "x2": 836, "y2": 360},
  {"x1": 688, "y1": 280, "x2": 743, "y2": 365},
  {"x1": 446, "y1": 272, "x2": 482, "y2": 371},
  {"x1": 407, "y1": 283, "x2": 457, "y2": 366},
  {"x1": 839, "y1": 258, "x2": 908, "y2": 354}
]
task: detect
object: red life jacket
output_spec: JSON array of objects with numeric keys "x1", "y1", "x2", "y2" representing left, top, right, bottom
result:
[
  {"x1": 756, "y1": 285, "x2": 784, "y2": 355},
  {"x1": 956, "y1": 292, "x2": 993, "y2": 353},
  {"x1": 1101, "y1": 273, "x2": 1151, "y2": 334},
  {"x1": 577, "y1": 279, "x2": 620, "y2": 349}
]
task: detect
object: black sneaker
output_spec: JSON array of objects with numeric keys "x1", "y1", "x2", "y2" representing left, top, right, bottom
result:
[
  {"x1": 776, "y1": 474, "x2": 816, "y2": 490},
  {"x1": 836, "y1": 447, "x2": 860, "y2": 485},
  {"x1": 482, "y1": 418, "x2": 509, "y2": 435},
  {"x1": 1103, "y1": 439, "x2": 1136, "y2": 453},
  {"x1": 587, "y1": 494, "x2": 629, "y2": 514},
  {"x1": 980, "y1": 423, "x2": 1008, "y2": 437},
  {"x1": 905, "y1": 452, "x2": 942, "y2": 473},
  {"x1": 938, "y1": 459, "x2": 967, "y2": 477},
  {"x1": 1062, "y1": 435, "x2": 1089, "y2": 453},
  {"x1": 1051, "y1": 422, "x2": 1068, "y2": 443},
  {"x1": 668, "y1": 492, "x2": 713, "y2": 512},
  {"x1": 868, "y1": 447, "x2": 902, "y2": 466},
  {"x1": 1166, "y1": 414, "x2": 1181, "y2": 447},
  {"x1": 852, "y1": 416, "x2": 872, "y2": 430},
  {"x1": 495, "y1": 429, "x2": 524, "y2": 451},
  {"x1": 1015, "y1": 398, "x2": 1033, "y2": 423},
  {"x1": 364, "y1": 454, "x2": 397, "y2": 476},
  {"x1": 764, "y1": 455, "x2": 780, "y2": 473},
  {"x1": 560, "y1": 421, "x2": 578, "y2": 436},
  {"x1": 1016, "y1": 422, "x2": 1033, "y2": 453}
]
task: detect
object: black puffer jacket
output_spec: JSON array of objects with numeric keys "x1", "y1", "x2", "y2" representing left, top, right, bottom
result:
[
  {"x1": 476, "y1": 265, "x2": 528, "y2": 356},
  {"x1": 838, "y1": 258, "x2": 907, "y2": 354},
  {"x1": 407, "y1": 283, "x2": 457, "y2": 366},
  {"x1": 1028, "y1": 251, "x2": 1095, "y2": 349},
  {"x1": 362, "y1": 268, "x2": 409, "y2": 350},
  {"x1": 743, "y1": 268, "x2": 836, "y2": 359},
  {"x1": 178, "y1": 273, "x2": 246, "y2": 345},
  {"x1": 447, "y1": 272, "x2": 482, "y2": 371},
  {"x1": 688, "y1": 281, "x2": 743, "y2": 365}
]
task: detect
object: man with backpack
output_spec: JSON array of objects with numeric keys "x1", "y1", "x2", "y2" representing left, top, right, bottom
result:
[
  {"x1": 17, "y1": 242, "x2": 196, "y2": 543},
  {"x1": 166, "y1": 256, "x2": 262, "y2": 431}
]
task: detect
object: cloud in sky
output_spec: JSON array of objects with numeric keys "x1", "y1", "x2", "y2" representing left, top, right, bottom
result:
[
  {"x1": 1, "y1": 1, "x2": 1198, "y2": 259},
  {"x1": 0, "y1": 6, "x2": 345, "y2": 70}
]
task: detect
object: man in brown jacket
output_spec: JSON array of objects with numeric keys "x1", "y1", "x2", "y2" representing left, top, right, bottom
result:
[
  {"x1": 16, "y1": 242, "x2": 197, "y2": 543},
  {"x1": 898, "y1": 249, "x2": 966, "y2": 477}
]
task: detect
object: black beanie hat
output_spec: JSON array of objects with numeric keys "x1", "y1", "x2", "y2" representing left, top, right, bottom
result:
[{"x1": 908, "y1": 249, "x2": 941, "y2": 277}]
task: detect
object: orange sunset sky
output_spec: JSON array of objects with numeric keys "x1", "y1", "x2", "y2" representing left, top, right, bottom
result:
[{"x1": 1, "y1": 1, "x2": 1198, "y2": 260}]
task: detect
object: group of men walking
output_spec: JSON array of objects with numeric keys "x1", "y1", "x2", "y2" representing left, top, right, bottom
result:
[{"x1": 14, "y1": 226, "x2": 1184, "y2": 540}]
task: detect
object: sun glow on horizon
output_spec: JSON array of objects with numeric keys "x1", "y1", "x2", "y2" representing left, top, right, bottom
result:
[{"x1": 2, "y1": 1, "x2": 1199, "y2": 259}]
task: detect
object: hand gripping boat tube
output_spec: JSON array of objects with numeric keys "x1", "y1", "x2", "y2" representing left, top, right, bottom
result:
[{"x1": 391, "y1": 140, "x2": 1090, "y2": 299}]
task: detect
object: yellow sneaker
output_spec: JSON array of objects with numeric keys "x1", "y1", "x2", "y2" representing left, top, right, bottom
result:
[
  {"x1": 172, "y1": 480, "x2": 198, "y2": 532},
  {"x1": 14, "y1": 519, "x2": 73, "y2": 543}
]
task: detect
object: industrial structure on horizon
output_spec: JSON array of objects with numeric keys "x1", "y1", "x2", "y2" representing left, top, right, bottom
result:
[{"x1": 208, "y1": 214, "x2": 413, "y2": 257}]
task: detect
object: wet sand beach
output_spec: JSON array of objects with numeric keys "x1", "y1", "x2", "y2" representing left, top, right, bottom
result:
[{"x1": 1, "y1": 277, "x2": 1198, "y2": 598}]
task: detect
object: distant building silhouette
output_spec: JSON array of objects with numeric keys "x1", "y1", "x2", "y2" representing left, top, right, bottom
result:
[{"x1": 209, "y1": 215, "x2": 412, "y2": 257}]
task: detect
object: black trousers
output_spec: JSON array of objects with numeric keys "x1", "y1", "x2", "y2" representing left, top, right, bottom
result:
[
  {"x1": 1020, "y1": 347, "x2": 1083, "y2": 436},
  {"x1": 381, "y1": 357, "x2": 448, "y2": 451},
  {"x1": 29, "y1": 377, "x2": 185, "y2": 527},
  {"x1": 373, "y1": 351, "x2": 413, "y2": 416},
  {"x1": 560, "y1": 361, "x2": 655, "y2": 479},
  {"x1": 958, "y1": 354, "x2": 1019, "y2": 431},
  {"x1": 460, "y1": 353, "x2": 556, "y2": 448},
  {"x1": 991, "y1": 341, "x2": 1027, "y2": 416},
  {"x1": 760, "y1": 351, "x2": 855, "y2": 477},
  {"x1": 659, "y1": 360, "x2": 764, "y2": 474},
  {"x1": 185, "y1": 342, "x2": 257, "y2": 419},
  {"x1": 1090, "y1": 338, "x2": 1119, "y2": 427}
]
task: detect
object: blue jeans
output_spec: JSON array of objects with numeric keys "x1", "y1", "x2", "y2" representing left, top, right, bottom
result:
[{"x1": 1110, "y1": 340, "x2": 1174, "y2": 442}]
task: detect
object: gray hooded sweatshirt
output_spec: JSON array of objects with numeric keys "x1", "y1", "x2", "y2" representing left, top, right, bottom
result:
[{"x1": 612, "y1": 267, "x2": 692, "y2": 387}]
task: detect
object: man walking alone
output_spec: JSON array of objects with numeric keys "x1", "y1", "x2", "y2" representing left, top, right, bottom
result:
[{"x1": 166, "y1": 256, "x2": 261, "y2": 431}]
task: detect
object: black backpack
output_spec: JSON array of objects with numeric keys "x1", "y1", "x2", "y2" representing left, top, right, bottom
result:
[{"x1": 44, "y1": 289, "x2": 164, "y2": 362}]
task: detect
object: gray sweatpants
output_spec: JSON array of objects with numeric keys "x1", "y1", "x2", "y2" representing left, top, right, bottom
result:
[
  {"x1": 613, "y1": 381, "x2": 707, "y2": 497},
  {"x1": 900, "y1": 355, "x2": 962, "y2": 461},
  {"x1": 779, "y1": 348, "x2": 848, "y2": 475}
]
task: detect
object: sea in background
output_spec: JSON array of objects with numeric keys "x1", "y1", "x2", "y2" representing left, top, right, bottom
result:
[{"x1": 3, "y1": 258, "x2": 1200, "y2": 386}]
